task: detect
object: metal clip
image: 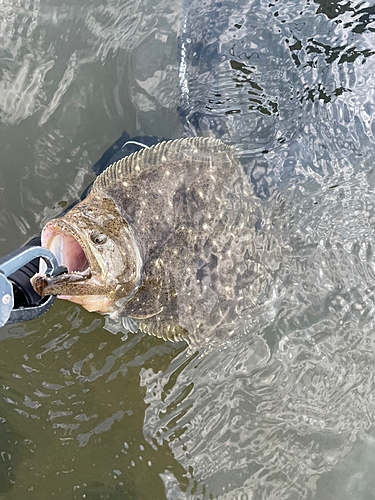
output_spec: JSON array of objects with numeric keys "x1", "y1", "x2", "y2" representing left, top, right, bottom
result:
[{"x1": 0, "y1": 246, "x2": 67, "y2": 327}]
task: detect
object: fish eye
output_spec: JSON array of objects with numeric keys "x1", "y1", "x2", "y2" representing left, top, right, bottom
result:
[{"x1": 90, "y1": 232, "x2": 107, "y2": 245}]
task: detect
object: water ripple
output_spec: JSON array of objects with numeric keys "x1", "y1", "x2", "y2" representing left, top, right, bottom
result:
[{"x1": 2, "y1": 0, "x2": 375, "y2": 498}]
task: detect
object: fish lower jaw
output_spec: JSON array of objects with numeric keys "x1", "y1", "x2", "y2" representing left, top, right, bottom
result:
[{"x1": 57, "y1": 294, "x2": 116, "y2": 314}]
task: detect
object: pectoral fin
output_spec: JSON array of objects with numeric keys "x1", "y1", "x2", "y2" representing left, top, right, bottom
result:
[
  {"x1": 118, "y1": 284, "x2": 164, "y2": 319},
  {"x1": 118, "y1": 283, "x2": 188, "y2": 342}
]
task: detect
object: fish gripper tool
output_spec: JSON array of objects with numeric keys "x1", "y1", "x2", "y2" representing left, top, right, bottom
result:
[{"x1": 0, "y1": 246, "x2": 67, "y2": 327}]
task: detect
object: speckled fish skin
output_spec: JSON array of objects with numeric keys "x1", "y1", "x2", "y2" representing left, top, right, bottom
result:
[{"x1": 32, "y1": 138, "x2": 266, "y2": 345}]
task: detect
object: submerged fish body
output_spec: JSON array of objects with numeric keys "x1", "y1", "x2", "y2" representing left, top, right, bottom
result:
[{"x1": 32, "y1": 138, "x2": 265, "y2": 345}]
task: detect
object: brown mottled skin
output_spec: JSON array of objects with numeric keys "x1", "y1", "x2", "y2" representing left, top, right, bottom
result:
[{"x1": 32, "y1": 138, "x2": 265, "y2": 345}]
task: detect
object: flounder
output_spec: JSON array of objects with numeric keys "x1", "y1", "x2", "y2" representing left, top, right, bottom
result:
[{"x1": 31, "y1": 138, "x2": 265, "y2": 345}]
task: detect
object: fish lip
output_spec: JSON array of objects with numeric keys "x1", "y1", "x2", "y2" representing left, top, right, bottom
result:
[{"x1": 42, "y1": 218, "x2": 96, "y2": 277}]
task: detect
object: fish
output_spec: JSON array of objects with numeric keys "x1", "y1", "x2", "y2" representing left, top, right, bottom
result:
[{"x1": 31, "y1": 137, "x2": 266, "y2": 345}]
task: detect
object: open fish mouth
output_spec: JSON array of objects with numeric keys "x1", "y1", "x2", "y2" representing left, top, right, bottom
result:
[
  {"x1": 31, "y1": 220, "x2": 117, "y2": 313},
  {"x1": 40, "y1": 222, "x2": 91, "y2": 278}
]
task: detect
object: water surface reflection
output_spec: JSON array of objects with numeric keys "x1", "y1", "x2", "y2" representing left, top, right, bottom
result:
[{"x1": 2, "y1": 302, "x2": 188, "y2": 499}]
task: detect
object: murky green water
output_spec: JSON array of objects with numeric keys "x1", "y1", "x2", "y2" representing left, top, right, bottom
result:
[
  {"x1": 2, "y1": 0, "x2": 375, "y2": 498},
  {"x1": 1, "y1": 302, "x2": 190, "y2": 499},
  {"x1": 0, "y1": 0, "x2": 184, "y2": 498}
]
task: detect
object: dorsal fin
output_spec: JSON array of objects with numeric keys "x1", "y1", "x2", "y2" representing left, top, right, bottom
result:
[{"x1": 93, "y1": 137, "x2": 234, "y2": 191}]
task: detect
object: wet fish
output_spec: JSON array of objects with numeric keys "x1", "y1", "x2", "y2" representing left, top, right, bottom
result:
[{"x1": 31, "y1": 138, "x2": 265, "y2": 345}]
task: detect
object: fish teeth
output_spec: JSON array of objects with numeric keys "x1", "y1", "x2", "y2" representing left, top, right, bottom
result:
[{"x1": 69, "y1": 268, "x2": 91, "y2": 275}]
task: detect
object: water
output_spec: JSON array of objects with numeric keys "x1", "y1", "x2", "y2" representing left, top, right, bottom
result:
[{"x1": 0, "y1": 0, "x2": 375, "y2": 498}]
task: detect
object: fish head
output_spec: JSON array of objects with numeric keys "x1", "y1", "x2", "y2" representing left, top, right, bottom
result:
[{"x1": 31, "y1": 191, "x2": 139, "y2": 313}]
